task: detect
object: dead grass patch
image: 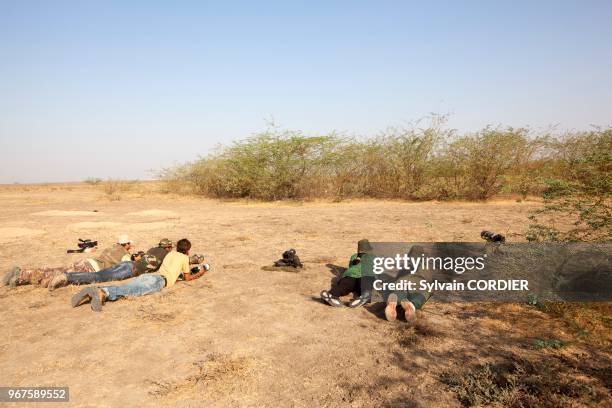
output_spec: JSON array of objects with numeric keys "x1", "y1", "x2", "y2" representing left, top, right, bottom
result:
[
  {"x1": 392, "y1": 319, "x2": 443, "y2": 346},
  {"x1": 261, "y1": 265, "x2": 302, "y2": 273},
  {"x1": 440, "y1": 357, "x2": 607, "y2": 407},
  {"x1": 149, "y1": 353, "x2": 253, "y2": 398},
  {"x1": 137, "y1": 305, "x2": 176, "y2": 322},
  {"x1": 535, "y1": 302, "x2": 612, "y2": 348}
]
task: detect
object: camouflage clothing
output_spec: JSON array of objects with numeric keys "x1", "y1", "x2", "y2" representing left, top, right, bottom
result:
[
  {"x1": 89, "y1": 243, "x2": 131, "y2": 271},
  {"x1": 133, "y1": 254, "x2": 162, "y2": 276},
  {"x1": 146, "y1": 246, "x2": 169, "y2": 269},
  {"x1": 5, "y1": 247, "x2": 201, "y2": 288},
  {"x1": 189, "y1": 254, "x2": 206, "y2": 265},
  {"x1": 14, "y1": 258, "x2": 95, "y2": 287}
]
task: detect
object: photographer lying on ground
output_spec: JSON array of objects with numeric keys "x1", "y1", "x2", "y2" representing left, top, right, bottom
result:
[
  {"x1": 1, "y1": 235, "x2": 135, "y2": 288},
  {"x1": 320, "y1": 239, "x2": 375, "y2": 308},
  {"x1": 71, "y1": 238, "x2": 208, "y2": 312},
  {"x1": 48, "y1": 238, "x2": 208, "y2": 290}
]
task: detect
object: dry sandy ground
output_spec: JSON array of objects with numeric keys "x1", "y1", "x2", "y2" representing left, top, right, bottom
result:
[{"x1": 0, "y1": 184, "x2": 609, "y2": 407}]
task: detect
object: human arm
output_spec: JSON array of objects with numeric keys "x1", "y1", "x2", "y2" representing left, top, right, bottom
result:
[{"x1": 183, "y1": 266, "x2": 207, "y2": 281}]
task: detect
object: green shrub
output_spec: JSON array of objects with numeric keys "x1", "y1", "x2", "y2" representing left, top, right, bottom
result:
[
  {"x1": 162, "y1": 121, "x2": 610, "y2": 203},
  {"x1": 526, "y1": 129, "x2": 611, "y2": 242}
]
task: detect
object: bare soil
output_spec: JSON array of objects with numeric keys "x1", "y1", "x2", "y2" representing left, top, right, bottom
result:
[{"x1": 0, "y1": 183, "x2": 609, "y2": 407}]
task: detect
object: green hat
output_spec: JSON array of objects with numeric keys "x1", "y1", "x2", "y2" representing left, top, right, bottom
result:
[
  {"x1": 357, "y1": 239, "x2": 373, "y2": 254},
  {"x1": 159, "y1": 238, "x2": 173, "y2": 247}
]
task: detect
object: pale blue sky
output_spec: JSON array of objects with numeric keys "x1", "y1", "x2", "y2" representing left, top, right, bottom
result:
[{"x1": 1, "y1": 0, "x2": 611, "y2": 183}]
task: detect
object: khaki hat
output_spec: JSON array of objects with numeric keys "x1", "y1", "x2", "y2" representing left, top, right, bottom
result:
[
  {"x1": 117, "y1": 234, "x2": 131, "y2": 245},
  {"x1": 357, "y1": 239, "x2": 373, "y2": 254},
  {"x1": 159, "y1": 238, "x2": 173, "y2": 247}
]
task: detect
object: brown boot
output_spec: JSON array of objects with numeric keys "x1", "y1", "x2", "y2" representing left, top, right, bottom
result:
[
  {"x1": 1, "y1": 267, "x2": 20, "y2": 287},
  {"x1": 48, "y1": 273, "x2": 68, "y2": 291},
  {"x1": 71, "y1": 288, "x2": 92, "y2": 308},
  {"x1": 89, "y1": 288, "x2": 107, "y2": 312},
  {"x1": 71, "y1": 287, "x2": 106, "y2": 311},
  {"x1": 385, "y1": 294, "x2": 398, "y2": 322}
]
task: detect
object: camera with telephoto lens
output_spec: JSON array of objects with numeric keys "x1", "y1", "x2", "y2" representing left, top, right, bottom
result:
[
  {"x1": 67, "y1": 238, "x2": 99, "y2": 253},
  {"x1": 190, "y1": 264, "x2": 210, "y2": 274},
  {"x1": 77, "y1": 239, "x2": 98, "y2": 249},
  {"x1": 481, "y1": 230, "x2": 506, "y2": 243}
]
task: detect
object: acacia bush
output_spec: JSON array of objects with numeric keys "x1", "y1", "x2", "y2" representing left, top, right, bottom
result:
[
  {"x1": 526, "y1": 129, "x2": 611, "y2": 242},
  {"x1": 161, "y1": 121, "x2": 610, "y2": 203}
]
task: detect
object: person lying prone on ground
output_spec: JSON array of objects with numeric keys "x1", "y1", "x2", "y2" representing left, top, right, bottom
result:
[
  {"x1": 320, "y1": 239, "x2": 375, "y2": 308},
  {"x1": 383, "y1": 244, "x2": 432, "y2": 324},
  {"x1": 1, "y1": 234, "x2": 134, "y2": 288},
  {"x1": 48, "y1": 238, "x2": 208, "y2": 290},
  {"x1": 71, "y1": 238, "x2": 208, "y2": 312}
]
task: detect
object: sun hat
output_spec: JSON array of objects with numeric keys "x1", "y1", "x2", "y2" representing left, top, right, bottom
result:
[{"x1": 117, "y1": 234, "x2": 131, "y2": 245}]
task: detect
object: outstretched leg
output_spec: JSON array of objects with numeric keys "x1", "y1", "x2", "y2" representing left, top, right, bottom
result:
[
  {"x1": 52, "y1": 261, "x2": 135, "y2": 290},
  {"x1": 72, "y1": 274, "x2": 165, "y2": 311}
]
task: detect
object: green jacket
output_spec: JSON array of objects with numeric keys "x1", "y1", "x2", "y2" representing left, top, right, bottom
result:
[{"x1": 342, "y1": 253, "x2": 374, "y2": 279}]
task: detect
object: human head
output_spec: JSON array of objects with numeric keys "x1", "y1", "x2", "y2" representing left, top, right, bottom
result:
[
  {"x1": 357, "y1": 239, "x2": 373, "y2": 254},
  {"x1": 158, "y1": 238, "x2": 173, "y2": 252},
  {"x1": 176, "y1": 238, "x2": 191, "y2": 255},
  {"x1": 117, "y1": 234, "x2": 132, "y2": 251}
]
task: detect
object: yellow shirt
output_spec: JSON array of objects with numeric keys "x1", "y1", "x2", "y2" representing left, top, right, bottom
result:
[{"x1": 156, "y1": 251, "x2": 190, "y2": 288}]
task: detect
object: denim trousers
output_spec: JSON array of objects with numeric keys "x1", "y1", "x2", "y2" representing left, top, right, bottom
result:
[
  {"x1": 100, "y1": 274, "x2": 165, "y2": 301},
  {"x1": 66, "y1": 261, "x2": 135, "y2": 285}
]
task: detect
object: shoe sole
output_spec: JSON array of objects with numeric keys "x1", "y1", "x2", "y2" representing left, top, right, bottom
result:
[
  {"x1": 385, "y1": 303, "x2": 398, "y2": 321},
  {"x1": 71, "y1": 288, "x2": 92, "y2": 308},
  {"x1": 348, "y1": 298, "x2": 367, "y2": 308},
  {"x1": 89, "y1": 288, "x2": 103, "y2": 312},
  {"x1": 401, "y1": 301, "x2": 417, "y2": 324},
  {"x1": 321, "y1": 291, "x2": 343, "y2": 307},
  {"x1": 385, "y1": 293, "x2": 398, "y2": 321}
]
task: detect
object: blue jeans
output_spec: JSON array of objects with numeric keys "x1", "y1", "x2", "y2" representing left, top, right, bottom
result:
[
  {"x1": 100, "y1": 274, "x2": 165, "y2": 301},
  {"x1": 66, "y1": 261, "x2": 135, "y2": 285}
]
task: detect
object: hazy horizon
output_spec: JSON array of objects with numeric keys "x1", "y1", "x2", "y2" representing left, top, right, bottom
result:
[{"x1": 1, "y1": 1, "x2": 611, "y2": 184}]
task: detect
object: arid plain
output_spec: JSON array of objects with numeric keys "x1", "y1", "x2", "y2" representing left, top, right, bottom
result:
[{"x1": 0, "y1": 183, "x2": 609, "y2": 407}]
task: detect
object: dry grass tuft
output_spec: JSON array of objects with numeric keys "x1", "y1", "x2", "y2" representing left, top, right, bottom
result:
[
  {"x1": 440, "y1": 357, "x2": 606, "y2": 407},
  {"x1": 149, "y1": 353, "x2": 253, "y2": 398}
]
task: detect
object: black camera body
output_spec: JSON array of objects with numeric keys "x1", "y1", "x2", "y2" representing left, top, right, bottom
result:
[
  {"x1": 67, "y1": 238, "x2": 98, "y2": 253},
  {"x1": 481, "y1": 230, "x2": 506, "y2": 243},
  {"x1": 274, "y1": 248, "x2": 303, "y2": 268},
  {"x1": 77, "y1": 239, "x2": 98, "y2": 249},
  {"x1": 131, "y1": 251, "x2": 145, "y2": 261}
]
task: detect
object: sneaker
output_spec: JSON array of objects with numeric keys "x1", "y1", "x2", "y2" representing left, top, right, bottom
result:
[
  {"x1": 320, "y1": 290, "x2": 342, "y2": 307},
  {"x1": 385, "y1": 294, "x2": 398, "y2": 322},
  {"x1": 348, "y1": 292, "x2": 371, "y2": 308},
  {"x1": 48, "y1": 273, "x2": 68, "y2": 291},
  {"x1": 401, "y1": 300, "x2": 417, "y2": 325}
]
